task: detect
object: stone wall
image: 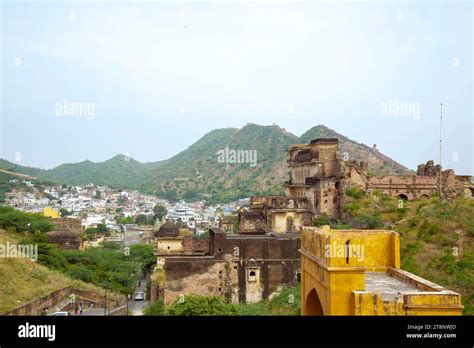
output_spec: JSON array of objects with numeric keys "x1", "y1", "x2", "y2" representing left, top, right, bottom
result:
[
  {"x1": 2, "y1": 287, "x2": 126, "y2": 316},
  {"x1": 161, "y1": 228, "x2": 300, "y2": 304},
  {"x1": 2, "y1": 287, "x2": 73, "y2": 316},
  {"x1": 50, "y1": 218, "x2": 83, "y2": 234}
]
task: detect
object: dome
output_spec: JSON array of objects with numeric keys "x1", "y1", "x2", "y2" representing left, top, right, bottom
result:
[{"x1": 153, "y1": 221, "x2": 179, "y2": 237}]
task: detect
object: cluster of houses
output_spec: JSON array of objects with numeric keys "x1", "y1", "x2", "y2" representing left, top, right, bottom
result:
[{"x1": 5, "y1": 180, "x2": 249, "y2": 248}]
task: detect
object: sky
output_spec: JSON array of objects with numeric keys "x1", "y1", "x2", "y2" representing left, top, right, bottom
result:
[{"x1": 1, "y1": 0, "x2": 472, "y2": 174}]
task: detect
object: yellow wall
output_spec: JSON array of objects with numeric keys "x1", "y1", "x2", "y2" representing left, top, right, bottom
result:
[
  {"x1": 156, "y1": 239, "x2": 183, "y2": 254},
  {"x1": 300, "y1": 226, "x2": 463, "y2": 316},
  {"x1": 43, "y1": 207, "x2": 60, "y2": 219}
]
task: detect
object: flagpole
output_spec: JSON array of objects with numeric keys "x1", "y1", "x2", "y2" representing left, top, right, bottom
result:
[{"x1": 439, "y1": 103, "x2": 443, "y2": 201}]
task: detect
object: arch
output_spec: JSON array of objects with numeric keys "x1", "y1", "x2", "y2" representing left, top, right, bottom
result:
[
  {"x1": 305, "y1": 288, "x2": 324, "y2": 316},
  {"x1": 398, "y1": 193, "x2": 408, "y2": 201},
  {"x1": 420, "y1": 194, "x2": 430, "y2": 199}
]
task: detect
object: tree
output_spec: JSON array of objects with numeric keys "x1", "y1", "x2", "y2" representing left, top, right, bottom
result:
[
  {"x1": 96, "y1": 223, "x2": 110, "y2": 236},
  {"x1": 153, "y1": 204, "x2": 167, "y2": 222},
  {"x1": 135, "y1": 214, "x2": 148, "y2": 225},
  {"x1": 59, "y1": 208, "x2": 72, "y2": 217},
  {"x1": 129, "y1": 244, "x2": 155, "y2": 273},
  {"x1": 85, "y1": 227, "x2": 97, "y2": 241}
]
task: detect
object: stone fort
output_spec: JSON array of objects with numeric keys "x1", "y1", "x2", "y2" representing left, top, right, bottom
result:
[{"x1": 150, "y1": 137, "x2": 469, "y2": 314}]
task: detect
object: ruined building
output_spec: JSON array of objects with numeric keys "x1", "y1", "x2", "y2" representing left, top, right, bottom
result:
[
  {"x1": 46, "y1": 230, "x2": 81, "y2": 250},
  {"x1": 345, "y1": 159, "x2": 473, "y2": 201},
  {"x1": 300, "y1": 226, "x2": 463, "y2": 315},
  {"x1": 153, "y1": 228, "x2": 300, "y2": 305},
  {"x1": 239, "y1": 137, "x2": 472, "y2": 228},
  {"x1": 150, "y1": 136, "x2": 471, "y2": 307},
  {"x1": 238, "y1": 138, "x2": 346, "y2": 230}
]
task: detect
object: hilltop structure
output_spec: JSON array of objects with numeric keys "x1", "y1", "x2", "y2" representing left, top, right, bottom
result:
[
  {"x1": 300, "y1": 226, "x2": 463, "y2": 315},
  {"x1": 239, "y1": 137, "x2": 472, "y2": 227},
  {"x1": 345, "y1": 159, "x2": 473, "y2": 201},
  {"x1": 151, "y1": 137, "x2": 470, "y2": 309}
]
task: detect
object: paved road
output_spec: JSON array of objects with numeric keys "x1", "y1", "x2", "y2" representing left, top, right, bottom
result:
[{"x1": 129, "y1": 277, "x2": 148, "y2": 316}]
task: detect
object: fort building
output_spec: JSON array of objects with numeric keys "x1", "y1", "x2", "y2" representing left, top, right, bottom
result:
[
  {"x1": 151, "y1": 137, "x2": 470, "y2": 310},
  {"x1": 49, "y1": 217, "x2": 83, "y2": 234},
  {"x1": 300, "y1": 226, "x2": 463, "y2": 315},
  {"x1": 345, "y1": 159, "x2": 473, "y2": 201},
  {"x1": 46, "y1": 230, "x2": 81, "y2": 250},
  {"x1": 151, "y1": 227, "x2": 300, "y2": 305}
]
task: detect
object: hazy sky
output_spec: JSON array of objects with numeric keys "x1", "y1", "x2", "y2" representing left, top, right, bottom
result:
[{"x1": 1, "y1": 0, "x2": 472, "y2": 174}]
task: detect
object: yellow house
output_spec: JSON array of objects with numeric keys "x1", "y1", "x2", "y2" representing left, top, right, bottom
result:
[
  {"x1": 300, "y1": 226, "x2": 463, "y2": 316},
  {"x1": 43, "y1": 207, "x2": 60, "y2": 219}
]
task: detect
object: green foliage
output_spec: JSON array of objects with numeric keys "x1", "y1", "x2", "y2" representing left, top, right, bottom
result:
[
  {"x1": 153, "y1": 204, "x2": 167, "y2": 221},
  {"x1": 144, "y1": 299, "x2": 165, "y2": 316},
  {"x1": 85, "y1": 227, "x2": 97, "y2": 241},
  {"x1": 355, "y1": 213, "x2": 383, "y2": 229},
  {"x1": 59, "y1": 208, "x2": 72, "y2": 217},
  {"x1": 167, "y1": 295, "x2": 240, "y2": 316},
  {"x1": 236, "y1": 284, "x2": 301, "y2": 316},
  {"x1": 0, "y1": 206, "x2": 54, "y2": 233},
  {"x1": 313, "y1": 213, "x2": 330, "y2": 227},
  {"x1": 134, "y1": 214, "x2": 149, "y2": 225},
  {"x1": 54, "y1": 248, "x2": 139, "y2": 294},
  {"x1": 345, "y1": 186, "x2": 364, "y2": 199},
  {"x1": 344, "y1": 202, "x2": 360, "y2": 212},
  {"x1": 100, "y1": 241, "x2": 121, "y2": 250},
  {"x1": 116, "y1": 216, "x2": 134, "y2": 224},
  {"x1": 129, "y1": 244, "x2": 155, "y2": 273}
]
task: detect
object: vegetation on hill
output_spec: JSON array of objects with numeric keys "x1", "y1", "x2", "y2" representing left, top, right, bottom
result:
[
  {"x1": 0, "y1": 206, "x2": 54, "y2": 233},
  {"x1": 343, "y1": 191, "x2": 474, "y2": 315},
  {"x1": 0, "y1": 207, "x2": 153, "y2": 296},
  {"x1": 0, "y1": 230, "x2": 115, "y2": 313},
  {"x1": 0, "y1": 124, "x2": 411, "y2": 203}
]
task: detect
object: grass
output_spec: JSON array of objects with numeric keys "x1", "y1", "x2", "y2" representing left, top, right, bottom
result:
[
  {"x1": 0, "y1": 229, "x2": 115, "y2": 313},
  {"x1": 343, "y1": 193, "x2": 474, "y2": 315}
]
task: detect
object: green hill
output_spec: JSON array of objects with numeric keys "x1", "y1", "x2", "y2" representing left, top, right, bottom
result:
[{"x1": 0, "y1": 124, "x2": 411, "y2": 202}]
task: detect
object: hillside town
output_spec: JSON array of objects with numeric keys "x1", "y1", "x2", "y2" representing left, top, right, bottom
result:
[{"x1": 4, "y1": 180, "x2": 247, "y2": 239}]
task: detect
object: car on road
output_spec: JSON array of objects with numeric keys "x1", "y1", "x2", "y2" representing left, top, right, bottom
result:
[
  {"x1": 134, "y1": 292, "x2": 145, "y2": 301},
  {"x1": 50, "y1": 311, "x2": 70, "y2": 316}
]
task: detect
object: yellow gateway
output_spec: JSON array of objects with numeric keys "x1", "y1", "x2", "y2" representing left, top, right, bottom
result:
[{"x1": 300, "y1": 226, "x2": 463, "y2": 316}]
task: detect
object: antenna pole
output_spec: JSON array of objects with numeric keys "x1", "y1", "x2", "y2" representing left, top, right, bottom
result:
[{"x1": 439, "y1": 103, "x2": 443, "y2": 201}]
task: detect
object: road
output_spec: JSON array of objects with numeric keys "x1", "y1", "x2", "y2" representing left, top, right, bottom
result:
[
  {"x1": 55, "y1": 278, "x2": 149, "y2": 316},
  {"x1": 128, "y1": 277, "x2": 148, "y2": 316}
]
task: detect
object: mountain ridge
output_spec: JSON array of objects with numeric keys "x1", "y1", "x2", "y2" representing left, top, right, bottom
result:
[{"x1": 0, "y1": 124, "x2": 412, "y2": 203}]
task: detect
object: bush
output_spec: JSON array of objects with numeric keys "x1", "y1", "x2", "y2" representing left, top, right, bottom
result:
[
  {"x1": 345, "y1": 202, "x2": 360, "y2": 212},
  {"x1": 313, "y1": 213, "x2": 330, "y2": 227},
  {"x1": 167, "y1": 295, "x2": 240, "y2": 316},
  {"x1": 345, "y1": 187, "x2": 364, "y2": 199},
  {"x1": 144, "y1": 299, "x2": 165, "y2": 316},
  {"x1": 0, "y1": 206, "x2": 53, "y2": 233},
  {"x1": 355, "y1": 213, "x2": 383, "y2": 229}
]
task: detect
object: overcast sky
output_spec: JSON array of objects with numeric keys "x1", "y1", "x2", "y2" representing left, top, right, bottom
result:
[{"x1": 1, "y1": 0, "x2": 472, "y2": 174}]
